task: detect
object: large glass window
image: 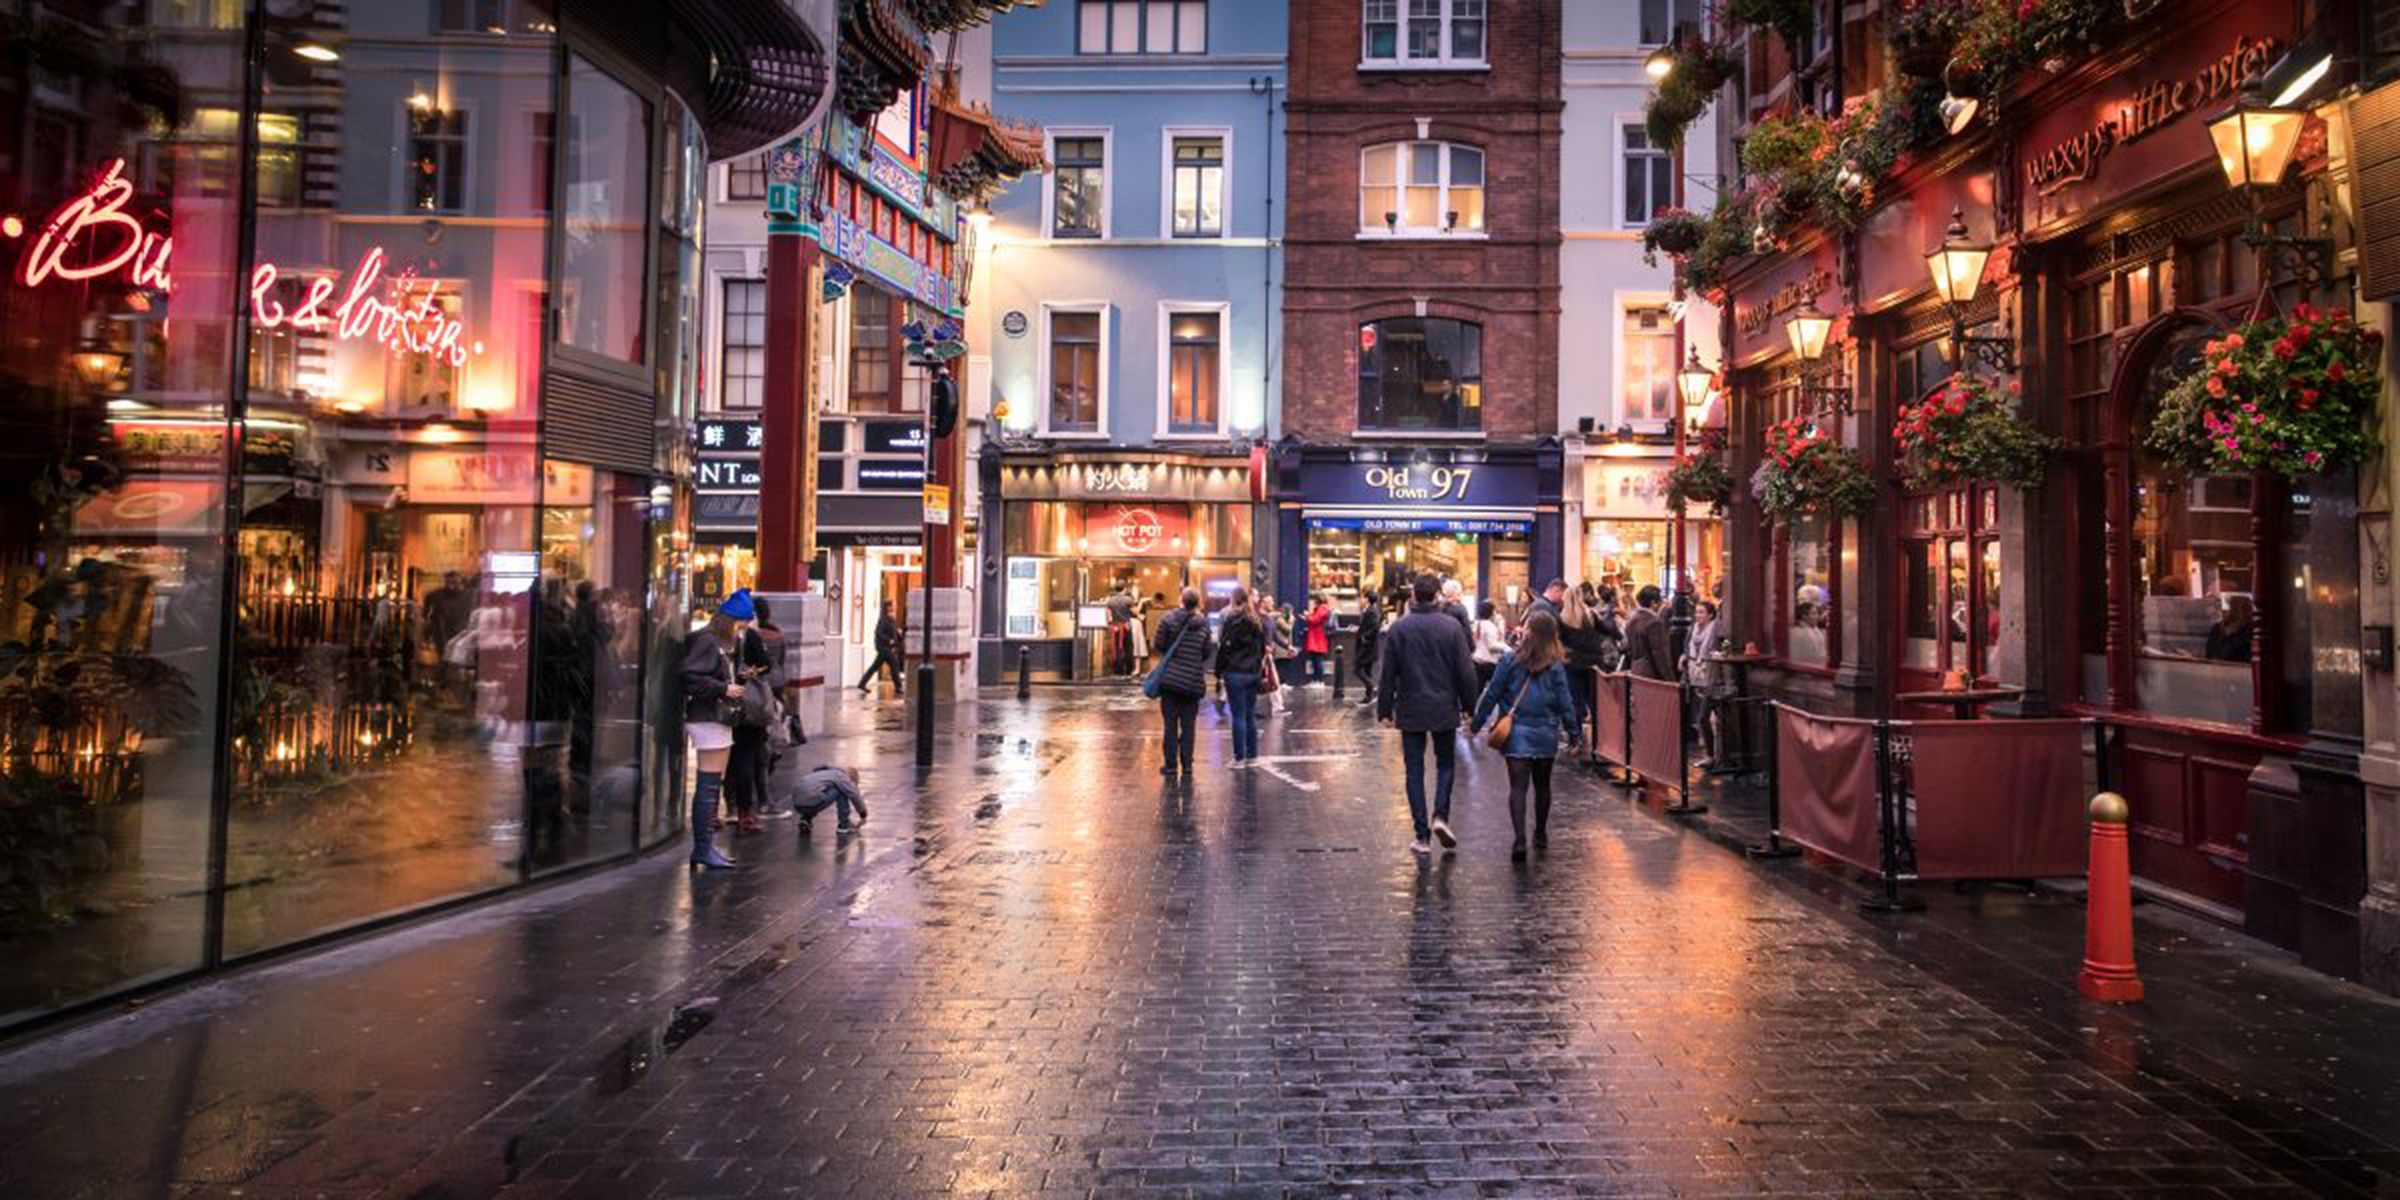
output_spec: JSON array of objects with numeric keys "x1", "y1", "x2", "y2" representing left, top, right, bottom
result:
[
  {"x1": 1051, "y1": 135, "x2": 1105, "y2": 238},
  {"x1": 1621, "y1": 124, "x2": 1673, "y2": 227},
  {"x1": 1359, "y1": 141, "x2": 1483, "y2": 235},
  {"x1": 1787, "y1": 514, "x2": 1831, "y2": 665},
  {"x1": 1620, "y1": 304, "x2": 1678, "y2": 423},
  {"x1": 1170, "y1": 135, "x2": 1224, "y2": 238},
  {"x1": 1357, "y1": 317, "x2": 1481, "y2": 431},
  {"x1": 558, "y1": 55, "x2": 652, "y2": 365},
  {"x1": 719, "y1": 279, "x2": 766, "y2": 409},
  {"x1": 1166, "y1": 310, "x2": 1220, "y2": 433},
  {"x1": 1362, "y1": 0, "x2": 1484, "y2": 66},
  {"x1": 1077, "y1": 0, "x2": 1206, "y2": 53},
  {"x1": 1048, "y1": 310, "x2": 1104, "y2": 433}
]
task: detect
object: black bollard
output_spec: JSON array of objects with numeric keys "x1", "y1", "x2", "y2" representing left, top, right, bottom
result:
[
  {"x1": 1016, "y1": 643, "x2": 1032, "y2": 700},
  {"x1": 1332, "y1": 643, "x2": 1346, "y2": 700}
]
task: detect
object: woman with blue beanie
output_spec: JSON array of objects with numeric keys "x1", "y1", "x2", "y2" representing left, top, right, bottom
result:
[{"x1": 678, "y1": 589, "x2": 753, "y2": 868}]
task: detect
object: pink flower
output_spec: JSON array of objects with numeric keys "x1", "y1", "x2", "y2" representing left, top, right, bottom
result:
[
  {"x1": 2217, "y1": 357, "x2": 2240, "y2": 376},
  {"x1": 2223, "y1": 437, "x2": 2240, "y2": 451},
  {"x1": 2006, "y1": 380, "x2": 2022, "y2": 396},
  {"x1": 2305, "y1": 451, "x2": 2324, "y2": 467},
  {"x1": 2225, "y1": 333, "x2": 2245, "y2": 350},
  {"x1": 2242, "y1": 401, "x2": 2258, "y2": 413},
  {"x1": 2206, "y1": 376, "x2": 2227, "y2": 398},
  {"x1": 1945, "y1": 393, "x2": 1967, "y2": 415}
]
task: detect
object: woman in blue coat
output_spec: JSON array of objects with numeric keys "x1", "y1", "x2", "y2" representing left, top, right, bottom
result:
[{"x1": 1470, "y1": 611, "x2": 1580, "y2": 860}]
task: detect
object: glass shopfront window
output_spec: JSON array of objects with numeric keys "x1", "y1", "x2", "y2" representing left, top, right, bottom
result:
[
  {"x1": 1786, "y1": 514, "x2": 1831, "y2": 666},
  {"x1": 558, "y1": 55, "x2": 652, "y2": 366},
  {"x1": 1357, "y1": 317, "x2": 1481, "y2": 431}
]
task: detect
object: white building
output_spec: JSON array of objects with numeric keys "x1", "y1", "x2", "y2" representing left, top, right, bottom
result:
[{"x1": 1559, "y1": 0, "x2": 1722, "y2": 600}]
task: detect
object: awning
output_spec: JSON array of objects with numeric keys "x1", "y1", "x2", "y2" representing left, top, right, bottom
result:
[{"x1": 75, "y1": 479, "x2": 223, "y2": 536}]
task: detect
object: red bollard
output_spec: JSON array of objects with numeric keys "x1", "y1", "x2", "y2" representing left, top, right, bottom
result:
[{"x1": 2077, "y1": 791, "x2": 2145, "y2": 1003}]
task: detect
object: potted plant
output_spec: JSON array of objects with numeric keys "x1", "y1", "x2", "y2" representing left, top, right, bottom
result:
[
  {"x1": 1889, "y1": 0, "x2": 1972, "y2": 78},
  {"x1": 2146, "y1": 306, "x2": 2384, "y2": 477},
  {"x1": 1665, "y1": 427, "x2": 1736, "y2": 514},
  {"x1": 1739, "y1": 110, "x2": 1827, "y2": 177},
  {"x1": 1752, "y1": 416, "x2": 1877, "y2": 521},
  {"x1": 1641, "y1": 207, "x2": 1708, "y2": 263},
  {"x1": 1892, "y1": 374, "x2": 2060, "y2": 488}
]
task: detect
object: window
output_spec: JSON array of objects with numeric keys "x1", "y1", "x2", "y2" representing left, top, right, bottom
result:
[
  {"x1": 1787, "y1": 513, "x2": 1832, "y2": 665},
  {"x1": 720, "y1": 279, "x2": 766, "y2": 409},
  {"x1": 725, "y1": 154, "x2": 766, "y2": 201},
  {"x1": 1077, "y1": 0, "x2": 1206, "y2": 54},
  {"x1": 1362, "y1": 0, "x2": 1484, "y2": 67},
  {"x1": 1051, "y1": 135, "x2": 1106, "y2": 238},
  {"x1": 436, "y1": 0, "x2": 504, "y2": 32},
  {"x1": 152, "y1": 0, "x2": 242, "y2": 28},
  {"x1": 1164, "y1": 309, "x2": 1220, "y2": 433},
  {"x1": 406, "y1": 104, "x2": 468, "y2": 212},
  {"x1": 1639, "y1": 0, "x2": 1704, "y2": 45},
  {"x1": 387, "y1": 289, "x2": 465, "y2": 409},
  {"x1": 1621, "y1": 124, "x2": 1673, "y2": 227},
  {"x1": 557, "y1": 56, "x2": 651, "y2": 364},
  {"x1": 1047, "y1": 310, "x2": 1104, "y2": 433},
  {"x1": 1169, "y1": 135, "x2": 1224, "y2": 238},
  {"x1": 1357, "y1": 317, "x2": 1481, "y2": 431},
  {"x1": 848, "y1": 286, "x2": 895, "y2": 413},
  {"x1": 1359, "y1": 141, "x2": 1483, "y2": 235},
  {"x1": 1620, "y1": 305, "x2": 1678, "y2": 424}
]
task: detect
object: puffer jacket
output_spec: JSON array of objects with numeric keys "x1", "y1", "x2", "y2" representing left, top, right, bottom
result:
[
  {"x1": 1472, "y1": 654, "x2": 1581, "y2": 759},
  {"x1": 1150, "y1": 606, "x2": 1211, "y2": 698}
]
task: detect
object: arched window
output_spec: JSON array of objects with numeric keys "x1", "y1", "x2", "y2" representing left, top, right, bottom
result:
[
  {"x1": 1357, "y1": 317, "x2": 1481, "y2": 432},
  {"x1": 1359, "y1": 141, "x2": 1484, "y2": 236}
]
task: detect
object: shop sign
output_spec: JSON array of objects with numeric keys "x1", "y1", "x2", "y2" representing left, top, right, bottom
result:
[
  {"x1": 697, "y1": 419, "x2": 764, "y2": 452},
  {"x1": 2026, "y1": 34, "x2": 2280, "y2": 195},
  {"x1": 1734, "y1": 269, "x2": 1832, "y2": 338},
  {"x1": 856, "y1": 459, "x2": 927, "y2": 490},
  {"x1": 1298, "y1": 459, "x2": 1537, "y2": 510},
  {"x1": 1082, "y1": 502, "x2": 1191, "y2": 557},
  {"x1": 110, "y1": 419, "x2": 295, "y2": 475},
  {"x1": 408, "y1": 449, "x2": 539, "y2": 505},
  {"x1": 543, "y1": 459, "x2": 593, "y2": 506},
  {"x1": 922, "y1": 483, "x2": 951, "y2": 526},
  {"x1": 1310, "y1": 516, "x2": 1529, "y2": 535},
  {"x1": 1006, "y1": 459, "x2": 1253, "y2": 502},
  {"x1": 861, "y1": 420, "x2": 927, "y2": 455},
  {"x1": 9, "y1": 159, "x2": 486, "y2": 372},
  {"x1": 334, "y1": 443, "x2": 405, "y2": 486},
  {"x1": 697, "y1": 457, "x2": 763, "y2": 491},
  {"x1": 1084, "y1": 462, "x2": 1151, "y2": 494}
]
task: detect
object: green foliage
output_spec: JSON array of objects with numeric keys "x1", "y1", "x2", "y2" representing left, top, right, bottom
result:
[
  {"x1": 1893, "y1": 374, "x2": 2059, "y2": 488},
  {"x1": 2146, "y1": 308, "x2": 2384, "y2": 477},
  {"x1": 1639, "y1": 208, "x2": 1708, "y2": 265},
  {"x1": 1665, "y1": 429, "x2": 1736, "y2": 515},
  {"x1": 1751, "y1": 418, "x2": 1877, "y2": 522},
  {"x1": 1740, "y1": 112, "x2": 1826, "y2": 177},
  {"x1": 1726, "y1": 0, "x2": 1816, "y2": 43}
]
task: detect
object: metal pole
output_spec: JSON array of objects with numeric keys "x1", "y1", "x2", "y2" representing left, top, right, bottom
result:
[
  {"x1": 1748, "y1": 702, "x2": 1799, "y2": 858},
  {"x1": 1332, "y1": 642, "x2": 1346, "y2": 700},
  {"x1": 1666, "y1": 680, "x2": 1705, "y2": 815},
  {"x1": 1017, "y1": 642, "x2": 1032, "y2": 701},
  {"x1": 914, "y1": 366, "x2": 940, "y2": 768}
]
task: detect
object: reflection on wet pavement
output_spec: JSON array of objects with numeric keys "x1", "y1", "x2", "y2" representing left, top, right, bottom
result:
[{"x1": 0, "y1": 686, "x2": 2397, "y2": 1197}]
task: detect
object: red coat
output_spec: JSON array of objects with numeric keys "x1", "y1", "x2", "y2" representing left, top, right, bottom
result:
[{"x1": 1304, "y1": 604, "x2": 1332, "y2": 654}]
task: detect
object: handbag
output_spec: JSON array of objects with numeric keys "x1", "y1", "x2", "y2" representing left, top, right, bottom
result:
[
  {"x1": 1142, "y1": 619, "x2": 1189, "y2": 700},
  {"x1": 735, "y1": 675, "x2": 781, "y2": 731},
  {"x1": 1257, "y1": 637, "x2": 1281, "y2": 694},
  {"x1": 1484, "y1": 666, "x2": 1533, "y2": 751}
]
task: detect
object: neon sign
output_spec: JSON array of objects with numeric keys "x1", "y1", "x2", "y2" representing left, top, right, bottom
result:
[{"x1": 5, "y1": 159, "x2": 484, "y2": 369}]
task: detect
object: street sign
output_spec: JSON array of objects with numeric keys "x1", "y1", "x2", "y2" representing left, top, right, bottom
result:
[{"x1": 922, "y1": 483, "x2": 952, "y2": 526}]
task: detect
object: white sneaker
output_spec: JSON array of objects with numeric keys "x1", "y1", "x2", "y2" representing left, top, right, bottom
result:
[
  {"x1": 1431, "y1": 817, "x2": 1457, "y2": 848},
  {"x1": 1409, "y1": 839, "x2": 1432, "y2": 856}
]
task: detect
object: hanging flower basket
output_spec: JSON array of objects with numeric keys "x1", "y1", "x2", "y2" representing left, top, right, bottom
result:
[
  {"x1": 1665, "y1": 428, "x2": 1735, "y2": 514},
  {"x1": 1640, "y1": 208, "x2": 1707, "y2": 263},
  {"x1": 2145, "y1": 306, "x2": 2384, "y2": 478},
  {"x1": 1752, "y1": 417, "x2": 1877, "y2": 522},
  {"x1": 1893, "y1": 374, "x2": 2059, "y2": 488}
]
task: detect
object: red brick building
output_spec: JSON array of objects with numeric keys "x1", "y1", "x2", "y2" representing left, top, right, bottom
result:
[{"x1": 1272, "y1": 0, "x2": 1565, "y2": 612}]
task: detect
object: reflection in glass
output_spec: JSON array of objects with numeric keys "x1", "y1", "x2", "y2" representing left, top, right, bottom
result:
[
  {"x1": 1787, "y1": 515, "x2": 1829, "y2": 665},
  {"x1": 560, "y1": 55, "x2": 653, "y2": 365}
]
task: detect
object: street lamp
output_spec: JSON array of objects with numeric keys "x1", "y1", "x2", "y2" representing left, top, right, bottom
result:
[
  {"x1": 2206, "y1": 80, "x2": 2333, "y2": 291},
  {"x1": 1925, "y1": 207, "x2": 2018, "y2": 373},
  {"x1": 1644, "y1": 46, "x2": 1674, "y2": 79},
  {"x1": 1675, "y1": 346, "x2": 1715, "y2": 416},
  {"x1": 1784, "y1": 299, "x2": 1854, "y2": 416}
]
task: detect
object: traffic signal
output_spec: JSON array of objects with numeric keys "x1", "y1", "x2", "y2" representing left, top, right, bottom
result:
[{"x1": 929, "y1": 372, "x2": 959, "y2": 438}]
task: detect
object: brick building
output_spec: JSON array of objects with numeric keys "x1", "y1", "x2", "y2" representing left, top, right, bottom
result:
[{"x1": 1272, "y1": 0, "x2": 1565, "y2": 615}]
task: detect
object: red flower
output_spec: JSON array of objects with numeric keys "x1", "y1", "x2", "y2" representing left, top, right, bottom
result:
[
  {"x1": 1945, "y1": 392, "x2": 1966, "y2": 415},
  {"x1": 2329, "y1": 361, "x2": 2348, "y2": 383},
  {"x1": 2205, "y1": 376, "x2": 2227, "y2": 398},
  {"x1": 2216, "y1": 356, "x2": 2239, "y2": 377},
  {"x1": 2299, "y1": 387, "x2": 2319, "y2": 411},
  {"x1": 2224, "y1": 333, "x2": 2246, "y2": 350},
  {"x1": 2274, "y1": 340, "x2": 2297, "y2": 362}
]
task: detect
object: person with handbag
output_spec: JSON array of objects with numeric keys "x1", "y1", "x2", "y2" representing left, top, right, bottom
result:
[
  {"x1": 724, "y1": 590, "x2": 781, "y2": 835},
  {"x1": 1375, "y1": 573, "x2": 1481, "y2": 856},
  {"x1": 1470, "y1": 611, "x2": 1579, "y2": 861},
  {"x1": 678, "y1": 592, "x2": 753, "y2": 869},
  {"x1": 1145, "y1": 588, "x2": 1212, "y2": 779},
  {"x1": 1213, "y1": 587, "x2": 1268, "y2": 764}
]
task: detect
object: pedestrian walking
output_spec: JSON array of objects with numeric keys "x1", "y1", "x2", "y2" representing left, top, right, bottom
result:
[
  {"x1": 1214, "y1": 587, "x2": 1268, "y2": 763},
  {"x1": 1150, "y1": 588, "x2": 1211, "y2": 779},
  {"x1": 1439, "y1": 578, "x2": 1473, "y2": 634},
  {"x1": 1375, "y1": 574, "x2": 1480, "y2": 856},
  {"x1": 857, "y1": 601, "x2": 904, "y2": 696},
  {"x1": 1683, "y1": 599, "x2": 1723, "y2": 768},
  {"x1": 1352, "y1": 591, "x2": 1385, "y2": 708},
  {"x1": 1471, "y1": 599, "x2": 1509, "y2": 690},
  {"x1": 1624, "y1": 585, "x2": 1676, "y2": 680},
  {"x1": 679, "y1": 595, "x2": 751, "y2": 869},
  {"x1": 1267, "y1": 600, "x2": 1297, "y2": 698},
  {"x1": 1528, "y1": 578, "x2": 1566, "y2": 624},
  {"x1": 791, "y1": 763, "x2": 868, "y2": 836},
  {"x1": 1470, "y1": 611, "x2": 1579, "y2": 860},
  {"x1": 1301, "y1": 592, "x2": 1333, "y2": 684}
]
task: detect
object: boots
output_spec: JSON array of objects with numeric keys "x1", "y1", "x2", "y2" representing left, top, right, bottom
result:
[
  {"x1": 1508, "y1": 786, "x2": 1528, "y2": 862},
  {"x1": 689, "y1": 771, "x2": 736, "y2": 869}
]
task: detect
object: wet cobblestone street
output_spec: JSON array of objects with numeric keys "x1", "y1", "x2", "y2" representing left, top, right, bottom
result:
[{"x1": 5, "y1": 687, "x2": 2400, "y2": 1198}]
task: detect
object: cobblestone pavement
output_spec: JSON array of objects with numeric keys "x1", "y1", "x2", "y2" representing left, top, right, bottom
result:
[{"x1": 4, "y1": 686, "x2": 2400, "y2": 1199}]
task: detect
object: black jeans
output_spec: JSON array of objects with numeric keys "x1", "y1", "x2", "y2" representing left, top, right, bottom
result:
[
  {"x1": 857, "y1": 651, "x2": 903, "y2": 693},
  {"x1": 1159, "y1": 692, "x2": 1200, "y2": 771},
  {"x1": 1505, "y1": 756, "x2": 1556, "y2": 847},
  {"x1": 1399, "y1": 728, "x2": 1458, "y2": 842},
  {"x1": 725, "y1": 725, "x2": 769, "y2": 814}
]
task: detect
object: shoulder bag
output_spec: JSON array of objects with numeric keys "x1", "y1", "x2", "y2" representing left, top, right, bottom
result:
[
  {"x1": 1142, "y1": 618, "x2": 1189, "y2": 700},
  {"x1": 1484, "y1": 664, "x2": 1533, "y2": 751},
  {"x1": 1257, "y1": 620, "x2": 1281, "y2": 694}
]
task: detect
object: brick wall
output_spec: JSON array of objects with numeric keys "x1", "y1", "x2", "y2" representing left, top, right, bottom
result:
[{"x1": 1281, "y1": 0, "x2": 1561, "y2": 443}]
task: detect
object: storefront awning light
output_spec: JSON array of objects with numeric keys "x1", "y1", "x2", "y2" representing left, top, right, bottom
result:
[
  {"x1": 1925, "y1": 207, "x2": 1991, "y2": 308},
  {"x1": 1784, "y1": 300, "x2": 1833, "y2": 363},
  {"x1": 2207, "y1": 91, "x2": 2305, "y2": 192},
  {"x1": 1675, "y1": 347, "x2": 1715, "y2": 413}
]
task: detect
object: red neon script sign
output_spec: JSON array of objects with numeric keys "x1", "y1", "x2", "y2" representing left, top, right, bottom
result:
[{"x1": 7, "y1": 159, "x2": 483, "y2": 369}]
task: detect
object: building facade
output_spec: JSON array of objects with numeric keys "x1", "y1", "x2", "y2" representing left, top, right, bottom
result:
[
  {"x1": 1275, "y1": 0, "x2": 1564, "y2": 619},
  {"x1": 1689, "y1": 0, "x2": 2389, "y2": 984},
  {"x1": 975, "y1": 0, "x2": 1284, "y2": 681},
  {"x1": 1559, "y1": 0, "x2": 1723, "y2": 602},
  {"x1": 0, "y1": 0, "x2": 827, "y2": 1033}
]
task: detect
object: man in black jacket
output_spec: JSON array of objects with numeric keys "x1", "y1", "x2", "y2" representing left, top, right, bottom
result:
[
  {"x1": 1351, "y1": 594, "x2": 1384, "y2": 709},
  {"x1": 857, "y1": 601, "x2": 904, "y2": 697},
  {"x1": 1624, "y1": 585, "x2": 1677, "y2": 680},
  {"x1": 1376, "y1": 573, "x2": 1481, "y2": 855}
]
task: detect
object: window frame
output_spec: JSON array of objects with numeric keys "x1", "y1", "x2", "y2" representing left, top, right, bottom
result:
[
  {"x1": 1616, "y1": 297, "x2": 1679, "y2": 428},
  {"x1": 398, "y1": 98, "x2": 473, "y2": 214},
  {"x1": 1159, "y1": 126, "x2": 1232, "y2": 240},
  {"x1": 845, "y1": 283, "x2": 901, "y2": 415},
  {"x1": 1359, "y1": 0, "x2": 1488, "y2": 70},
  {"x1": 1637, "y1": 0, "x2": 1704, "y2": 47},
  {"x1": 715, "y1": 276, "x2": 767, "y2": 411},
  {"x1": 1039, "y1": 302, "x2": 1112, "y2": 438},
  {"x1": 1356, "y1": 140, "x2": 1487, "y2": 239},
  {"x1": 1354, "y1": 315, "x2": 1484, "y2": 435},
  {"x1": 1043, "y1": 127, "x2": 1112, "y2": 241},
  {"x1": 723, "y1": 154, "x2": 767, "y2": 202},
  {"x1": 1155, "y1": 301, "x2": 1230, "y2": 439},
  {"x1": 1617, "y1": 120, "x2": 1675, "y2": 230},
  {"x1": 1075, "y1": 0, "x2": 1209, "y2": 55}
]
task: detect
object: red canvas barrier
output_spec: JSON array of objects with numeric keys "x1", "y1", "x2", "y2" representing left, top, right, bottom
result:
[
  {"x1": 1907, "y1": 719, "x2": 2089, "y2": 879},
  {"x1": 1774, "y1": 706, "x2": 1882, "y2": 872},
  {"x1": 1625, "y1": 675, "x2": 1682, "y2": 786},
  {"x1": 1593, "y1": 671, "x2": 1628, "y2": 764}
]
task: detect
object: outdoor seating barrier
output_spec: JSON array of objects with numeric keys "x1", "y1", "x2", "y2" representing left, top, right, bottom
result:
[
  {"x1": 1769, "y1": 704, "x2": 2098, "y2": 912},
  {"x1": 1583, "y1": 671, "x2": 1697, "y2": 814}
]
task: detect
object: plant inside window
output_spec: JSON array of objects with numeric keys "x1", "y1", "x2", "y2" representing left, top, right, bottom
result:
[{"x1": 1359, "y1": 141, "x2": 1483, "y2": 235}]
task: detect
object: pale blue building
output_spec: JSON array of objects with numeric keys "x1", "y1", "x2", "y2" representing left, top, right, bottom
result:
[{"x1": 973, "y1": 0, "x2": 1285, "y2": 681}]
